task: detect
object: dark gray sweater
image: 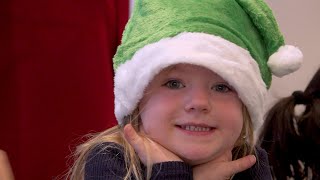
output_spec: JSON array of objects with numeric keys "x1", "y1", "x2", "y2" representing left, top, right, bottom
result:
[{"x1": 85, "y1": 142, "x2": 272, "y2": 180}]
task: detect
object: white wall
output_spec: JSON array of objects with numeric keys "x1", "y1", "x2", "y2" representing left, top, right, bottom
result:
[{"x1": 265, "y1": 0, "x2": 320, "y2": 108}]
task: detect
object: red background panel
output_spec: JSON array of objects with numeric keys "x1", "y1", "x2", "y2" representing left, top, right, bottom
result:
[{"x1": 0, "y1": 0, "x2": 129, "y2": 179}]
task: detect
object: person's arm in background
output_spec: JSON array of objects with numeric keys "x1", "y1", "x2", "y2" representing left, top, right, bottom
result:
[{"x1": 0, "y1": 150, "x2": 14, "y2": 180}]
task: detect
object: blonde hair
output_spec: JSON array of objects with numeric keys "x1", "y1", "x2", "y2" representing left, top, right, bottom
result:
[
  {"x1": 232, "y1": 106, "x2": 255, "y2": 159},
  {"x1": 67, "y1": 106, "x2": 255, "y2": 180},
  {"x1": 66, "y1": 109, "x2": 149, "y2": 180}
]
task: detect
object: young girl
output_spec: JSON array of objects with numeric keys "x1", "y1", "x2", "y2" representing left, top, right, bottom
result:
[
  {"x1": 68, "y1": 0, "x2": 303, "y2": 179},
  {"x1": 258, "y1": 68, "x2": 320, "y2": 180}
]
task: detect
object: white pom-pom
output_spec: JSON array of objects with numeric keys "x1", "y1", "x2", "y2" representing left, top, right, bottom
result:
[{"x1": 267, "y1": 45, "x2": 303, "y2": 77}]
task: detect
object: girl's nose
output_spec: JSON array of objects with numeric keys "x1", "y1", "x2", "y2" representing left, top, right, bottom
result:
[{"x1": 184, "y1": 87, "x2": 212, "y2": 113}]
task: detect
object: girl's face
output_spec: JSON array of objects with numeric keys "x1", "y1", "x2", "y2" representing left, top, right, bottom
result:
[{"x1": 139, "y1": 64, "x2": 243, "y2": 165}]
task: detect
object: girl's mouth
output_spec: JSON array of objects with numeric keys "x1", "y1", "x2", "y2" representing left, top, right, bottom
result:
[
  {"x1": 179, "y1": 125, "x2": 212, "y2": 132},
  {"x1": 175, "y1": 124, "x2": 216, "y2": 135}
]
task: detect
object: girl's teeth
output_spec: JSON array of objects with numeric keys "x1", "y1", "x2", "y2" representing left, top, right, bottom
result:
[{"x1": 183, "y1": 125, "x2": 210, "y2": 132}]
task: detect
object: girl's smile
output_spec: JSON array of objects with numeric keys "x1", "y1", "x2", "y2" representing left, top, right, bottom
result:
[{"x1": 176, "y1": 123, "x2": 215, "y2": 135}]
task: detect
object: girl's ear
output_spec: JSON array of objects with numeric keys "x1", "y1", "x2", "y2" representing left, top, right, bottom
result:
[
  {"x1": 234, "y1": 109, "x2": 248, "y2": 147},
  {"x1": 234, "y1": 129, "x2": 247, "y2": 147}
]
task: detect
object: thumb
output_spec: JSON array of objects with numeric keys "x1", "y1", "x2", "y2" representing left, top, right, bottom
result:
[{"x1": 123, "y1": 124, "x2": 147, "y2": 159}]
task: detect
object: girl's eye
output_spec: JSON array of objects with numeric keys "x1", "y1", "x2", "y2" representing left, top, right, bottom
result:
[
  {"x1": 213, "y1": 84, "x2": 232, "y2": 93},
  {"x1": 164, "y1": 80, "x2": 185, "y2": 89}
]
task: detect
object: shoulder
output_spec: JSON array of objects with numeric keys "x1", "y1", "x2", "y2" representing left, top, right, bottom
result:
[
  {"x1": 254, "y1": 146, "x2": 271, "y2": 172},
  {"x1": 85, "y1": 142, "x2": 126, "y2": 179},
  {"x1": 86, "y1": 142, "x2": 125, "y2": 161},
  {"x1": 252, "y1": 146, "x2": 272, "y2": 179},
  {"x1": 234, "y1": 146, "x2": 272, "y2": 180},
  {"x1": 254, "y1": 146, "x2": 269, "y2": 165}
]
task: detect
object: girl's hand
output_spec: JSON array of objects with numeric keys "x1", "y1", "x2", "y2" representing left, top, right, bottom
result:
[
  {"x1": 123, "y1": 124, "x2": 182, "y2": 165},
  {"x1": 193, "y1": 151, "x2": 256, "y2": 180},
  {"x1": 0, "y1": 150, "x2": 15, "y2": 180}
]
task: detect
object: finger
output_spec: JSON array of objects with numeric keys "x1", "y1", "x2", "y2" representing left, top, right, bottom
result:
[
  {"x1": 123, "y1": 124, "x2": 142, "y2": 149},
  {"x1": 0, "y1": 150, "x2": 15, "y2": 180},
  {"x1": 123, "y1": 124, "x2": 146, "y2": 158},
  {"x1": 228, "y1": 155, "x2": 256, "y2": 174}
]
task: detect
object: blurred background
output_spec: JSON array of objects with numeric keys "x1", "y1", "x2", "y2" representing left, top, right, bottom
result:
[
  {"x1": 0, "y1": 0, "x2": 319, "y2": 179},
  {"x1": 266, "y1": 1, "x2": 320, "y2": 107}
]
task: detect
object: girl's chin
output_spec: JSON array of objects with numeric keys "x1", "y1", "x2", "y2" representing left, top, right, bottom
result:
[
  {"x1": 182, "y1": 156, "x2": 213, "y2": 166},
  {"x1": 177, "y1": 148, "x2": 232, "y2": 166},
  {"x1": 179, "y1": 152, "x2": 218, "y2": 166}
]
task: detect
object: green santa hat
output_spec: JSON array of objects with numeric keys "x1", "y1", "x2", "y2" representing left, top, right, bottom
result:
[{"x1": 113, "y1": 0, "x2": 303, "y2": 130}]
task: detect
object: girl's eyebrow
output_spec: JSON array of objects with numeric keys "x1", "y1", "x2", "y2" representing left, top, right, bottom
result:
[
  {"x1": 160, "y1": 66, "x2": 180, "y2": 76},
  {"x1": 165, "y1": 65, "x2": 190, "y2": 74}
]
